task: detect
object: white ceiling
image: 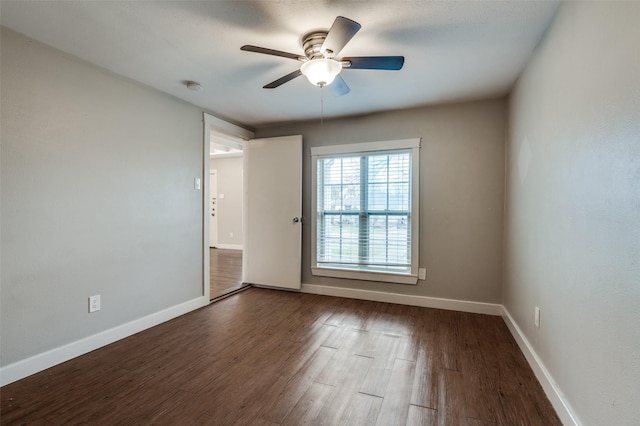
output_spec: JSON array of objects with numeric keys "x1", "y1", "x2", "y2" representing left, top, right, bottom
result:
[{"x1": 1, "y1": 1, "x2": 559, "y2": 128}]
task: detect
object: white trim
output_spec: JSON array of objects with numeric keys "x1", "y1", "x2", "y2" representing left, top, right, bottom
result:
[
  {"x1": 0, "y1": 296, "x2": 209, "y2": 386},
  {"x1": 310, "y1": 138, "x2": 421, "y2": 284},
  {"x1": 242, "y1": 148, "x2": 249, "y2": 284},
  {"x1": 311, "y1": 267, "x2": 417, "y2": 285},
  {"x1": 208, "y1": 168, "x2": 218, "y2": 251},
  {"x1": 203, "y1": 115, "x2": 211, "y2": 301},
  {"x1": 204, "y1": 113, "x2": 254, "y2": 141},
  {"x1": 214, "y1": 244, "x2": 243, "y2": 250},
  {"x1": 300, "y1": 284, "x2": 502, "y2": 316},
  {"x1": 502, "y1": 307, "x2": 581, "y2": 426},
  {"x1": 409, "y1": 143, "x2": 420, "y2": 276},
  {"x1": 210, "y1": 152, "x2": 243, "y2": 159},
  {"x1": 311, "y1": 138, "x2": 420, "y2": 156},
  {"x1": 211, "y1": 131, "x2": 245, "y2": 151}
]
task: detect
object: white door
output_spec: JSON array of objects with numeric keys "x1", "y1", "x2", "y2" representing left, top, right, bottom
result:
[
  {"x1": 244, "y1": 135, "x2": 302, "y2": 290},
  {"x1": 209, "y1": 169, "x2": 218, "y2": 248}
]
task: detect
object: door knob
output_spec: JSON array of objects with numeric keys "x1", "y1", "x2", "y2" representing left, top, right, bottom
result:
[{"x1": 292, "y1": 217, "x2": 302, "y2": 223}]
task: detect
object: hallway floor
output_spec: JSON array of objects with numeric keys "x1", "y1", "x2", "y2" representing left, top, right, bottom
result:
[{"x1": 210, "y1": 248, "x2": 246, "y2": 300}]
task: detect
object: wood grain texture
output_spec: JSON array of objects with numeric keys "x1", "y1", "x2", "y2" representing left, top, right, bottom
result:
[
  {"x1": 0, "y1": 288, "x2": 561, "y2": 425},
  {"x1": 210, "y1": 248, "x2": 246, "y2": 299},
  {"x1": 406, "y1": 404, "x2": 438, "y2": 426},
  {"x1": 281, "y1": 382, "x2": 335, "y2": 426},
  {"x1": 375, "y1": 358, "x2": 416, "y2": 425}
]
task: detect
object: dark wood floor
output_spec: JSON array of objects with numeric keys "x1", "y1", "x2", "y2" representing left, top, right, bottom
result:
[
  {"x1": 210, "y1": 248, "x2": 246, "y2": 300},
  {"x1": 1, "y1": 288, "x2": 560, "y2": 425}
]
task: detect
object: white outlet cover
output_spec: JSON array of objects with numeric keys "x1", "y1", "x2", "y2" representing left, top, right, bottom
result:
[
  {"x1": 418, "y1": 268, "x2": 426, "y2": 280},
  {"x1": 89, "y1": 295, "x2": 101, "y2": 313},
  {"x1": 534, "y1": 306, "x2": 540, "y2": 328}
]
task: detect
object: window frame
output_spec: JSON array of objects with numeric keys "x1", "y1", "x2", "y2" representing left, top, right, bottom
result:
[{"x1": 311, "y1": 138, "x2": 420, "y2": 285}]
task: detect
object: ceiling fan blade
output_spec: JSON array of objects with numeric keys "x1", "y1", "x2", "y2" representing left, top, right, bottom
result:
[
  {"x1": 241, "y1": 45, "x2": 302, "y2": 61},
  {"x1": 321, "y1": 16, "x2": 361, "y2": 57},
  {"x1": 343, "y1": 56, "x2": 405, "y2": 70},
  {"x1": 329, "y1": 75, "x2": 350, "y2": 97},
  {"x1": 263, "y1": 69, "x2": 303, "y2": 89}
]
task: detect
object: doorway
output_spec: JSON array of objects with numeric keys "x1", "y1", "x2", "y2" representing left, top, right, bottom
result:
[
  {"x1": 208, "y1": 130, "x2": 247, "y2": 300},
  {"x1": 202, "y1": 115, "x2": 254, "y2": 301},
  {"x1": 202, "y1": 114, "x2": 303, "y2": 301}
]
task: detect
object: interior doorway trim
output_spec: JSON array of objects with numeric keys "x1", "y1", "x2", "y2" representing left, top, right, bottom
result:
[
  {"x1": 203, "y1": 113, "x2": 255, "y2": 302},
  {"x1": 209, "y1": 168, "x2": 218, "y2": 249}
]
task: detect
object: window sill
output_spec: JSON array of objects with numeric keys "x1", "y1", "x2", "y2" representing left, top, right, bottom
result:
[{"x1": 311, "y1": 267, "x2": 418, "y2": 285}]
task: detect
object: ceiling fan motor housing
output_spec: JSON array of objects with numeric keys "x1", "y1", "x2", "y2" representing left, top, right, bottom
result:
[{"x1": 302, "y1": 31, "x2": 330, "y2": 59}]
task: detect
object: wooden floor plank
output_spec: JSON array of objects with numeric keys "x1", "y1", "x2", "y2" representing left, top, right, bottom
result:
[
  {"x1": 465, "y1": 418, "x2": 496, "y2": 426},
  {"x1": 436, "y1": 310, "x2": 463, "y2": 371},
  {"x1": 406, "y1": 404, "x2": 438, "y2": 426},
  {"x1": 375, "y1": 358, "x2": 416, "y2": 426},
  {"x1": 437, "y1": 368, "x2": 467, "y2": 426},
  {"x1": 410, "y1": 332, "x2": 439, "y2": 409},
  {"x1": 210, "y1": 248, "x2": 246, "y2": 299},
  {"x1": 338, "y1": 392, "x2": 384, "y2": 426},
  {"x1": 459, "y1": 313, "x2": 502, "y2": 423},
  {"x1": 315, "y1": 328, "x2": 368, "y2": 386},
  {"x1": 259, "y1": 346, "x2": 336, "y2": 424},
  {"x1": 359, "y1": 333, "x2": 403, "y2": 397},
  {"x1": 146, "y1": 389, "x2": 233, "y2": 425},
  {"x1": 315, "y1": 354, "x2": 375, "y2": 425},
  {"x1": 280, "y1": 382, "x2": 335, "y2": 426},
  {"x1": 0, "y1": 288, "x2": 561, "y2": 425},
  {"x1": 397, "y1": 334, "x2": 420, "y2": 362}
]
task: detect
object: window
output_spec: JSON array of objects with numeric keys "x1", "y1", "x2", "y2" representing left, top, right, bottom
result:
[{"x1": 311, "y1": 139, "x2": 420, "y2": 284}]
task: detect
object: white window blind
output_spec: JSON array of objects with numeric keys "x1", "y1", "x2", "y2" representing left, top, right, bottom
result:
[{"x1": 311, "y1": 139, "x2": 420, "y2": 284}]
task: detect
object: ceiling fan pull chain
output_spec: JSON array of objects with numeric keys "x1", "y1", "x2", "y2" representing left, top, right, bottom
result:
[{"x1": 320, "y1": 85, "x2": 324, "y2": 126}]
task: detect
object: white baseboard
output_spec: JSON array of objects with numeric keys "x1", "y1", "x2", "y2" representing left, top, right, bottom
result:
[
  {"x1": 501, "y1": 307, "x2": 580, "y2": 426},
  {"x1": 300, "y1": 283, "x2": 502, "y2": 315},
  {"x1": 0, "y1": 296, "x2": 209, "y2": 386},
  {"x1": 212, "y1": 244, "x2": 243, "y2": 250}
]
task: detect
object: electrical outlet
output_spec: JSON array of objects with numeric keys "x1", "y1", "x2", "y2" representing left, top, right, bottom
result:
[
  {"x1": 230, "y1": 231, "x2": 234, "y2": 238},
  {"x1": 534, "y1": 306, "x2": 540, "y2": 328},
  {"x1": 194, "y1": 177, "x2": 201, "y2": 190},
  {"x1": 418, "y1": 268, "x2": 426, "y2": 280},
  {"x1": 89, "y1": 295, "x2": 101, "y2": 313}
]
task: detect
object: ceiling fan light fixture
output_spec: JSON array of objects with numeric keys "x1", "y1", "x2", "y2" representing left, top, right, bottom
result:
[{"x1": 300, "y1": 58, "x2": 341, "y2": 87}]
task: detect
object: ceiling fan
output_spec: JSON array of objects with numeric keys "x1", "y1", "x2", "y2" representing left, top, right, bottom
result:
[{"x1": 241, "y1": 16, "x2": 404, "y2": 96}]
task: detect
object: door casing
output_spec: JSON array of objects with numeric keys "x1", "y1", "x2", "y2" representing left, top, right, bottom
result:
[
  {"x1": 203, "y1": 114, "x2": 254, "y2": 301},
  {"x1": 209, "y1": 169, "x2": 218, "y2": 248}
]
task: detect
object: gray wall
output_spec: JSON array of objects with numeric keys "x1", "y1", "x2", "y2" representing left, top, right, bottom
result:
[
  {"x1": 1, "y1": 28, "x2": 204, "y2": 366},
  {"x1": 210, "y1": 156, "x2": 243, "y2": 247},
  {"x1": 504, "y1": 3, "x2": 640, "y2": 425},
  {"x1": 257, "y1": 99, "x2": 506, "y2": 303}
]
